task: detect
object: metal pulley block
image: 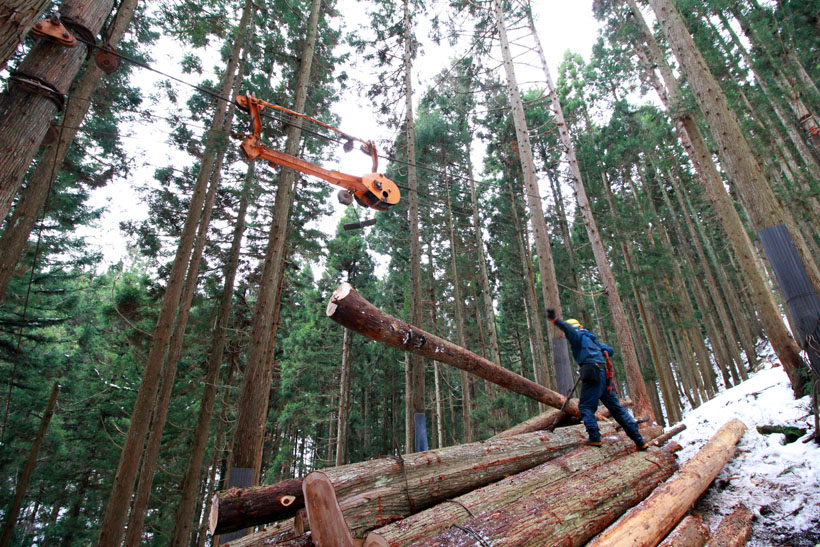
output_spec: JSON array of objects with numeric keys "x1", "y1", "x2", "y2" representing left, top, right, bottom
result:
[
  {"x1": 30, "y1": 16, "x2": 77, "y2": 48},
  {"x1": 94, "y1": 45, "x2": 121, "y2": 74},
  {"x1": 337, "y1": 189, "x2": 354, "y2": 205}
]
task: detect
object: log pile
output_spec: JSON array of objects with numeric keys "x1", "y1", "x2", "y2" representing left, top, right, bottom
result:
[{"x1": 216, "y1": 285, "x2": 750, "y2": 546}]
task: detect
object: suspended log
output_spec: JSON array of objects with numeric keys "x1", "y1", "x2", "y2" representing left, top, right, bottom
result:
[
  {"x1": 366, "y1": 426, "x2": 664, "y2": 545},
  {"x1": 213, "y1": 423, "x2": 610, "y2": 536},
  {"x1": 327, "y1": 283, "x2": 580, "y2": 415},
  {"x1": 708, "y1": 503, "x2": 753, "y2": 547},
  {"x1": 658, "y1": 515, "x2": 710, "y2": 547},
  {"x1": 383, "y1": 443, "x2": 678, "y2": 546},
  {"x1": 587, "y1": 419, "x2": 747, "y2": 547}
]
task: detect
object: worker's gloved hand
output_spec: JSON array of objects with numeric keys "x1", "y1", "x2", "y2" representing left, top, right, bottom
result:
[{"x1": 547, "y1": 309, "x2": 556, "y2": 320}]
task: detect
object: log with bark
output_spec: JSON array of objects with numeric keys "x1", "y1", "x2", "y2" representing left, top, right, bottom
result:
[
  {"x1": 658, "y1": 515, "x2": 710, "y2": 547},
  {"x1": 223, "y1": 519, "x2": 298, "y2": 547},
  {"x1": 327, "y1": 283, "x2": 581, "y2": 415},
  {"x1": 366, "y1": 425, "x2": 664, "y2": 545},
  {"x1": 212, "y1": 423, "x2": 615, "y2": 535},
  {"x1": 587, "y1": 419, "x2": 747, "y2": 547},
  {"x1": 377, "y1": 440, "x2": 678, "y2": 546},
  {"x1": 707, "y1": 503, "x2": 753, "y2": 547}
]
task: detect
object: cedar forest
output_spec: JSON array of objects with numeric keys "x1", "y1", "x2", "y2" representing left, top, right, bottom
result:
[{"x1": 0, "y1": 0, "x2": 818, "y2": 545}]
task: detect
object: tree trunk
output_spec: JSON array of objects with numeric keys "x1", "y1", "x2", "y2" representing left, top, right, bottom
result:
[
  {"x1": 212, "y1": 423, "x2": 622, "y2": 537},
  {"x1": 335, "y1": 328, "x2": 353, "y2": 466},
  {"x1": 624, "y1": 0, "x2": 804, "y2": 394},
  {"x1": 495, "y1": 0, "x2": 568, "y2": 392},
  {"x1": 0, "y1": 0, "x2": 114, "y2": 220},
  {"x1": 0, "y1": 0, "x2": 49, "y2": 70},
  {"x1": 587, "y1": 419, "x2": 746, "y2": 547},
  {"x1": 402, "y1": 0, "x2": 425, "y2": 454},
  {"x1": 648, "y1": 0, "x2": 819, "y2": 392},
  {"x1": 532, "y1": 11, "x2": 654, "y2": 418},
  {"x1": 97, "y1": 2, "x2": 249, "y2": 542},
  {"x1": 0, "y1": 0, "x2": 138, "y2": 301},
  {"x1": 0, "y1": 383, "x2": 58, "y2": 547},
  {"x1": 443, "y1": 175, "x2": 471, "y2": 443},
  {"x1": 382, "y1": 440, "x2": 676, "y2": 546},
  {"x1": 171, "y1": 162, "x2": 255, "y2": 546},
  {"x1": 327, "y1": 283, "x2": 582, "y2": 415},
  {"x1": 658, "y1": 515, "x2": 710, "y2": 547},
  {"x1": 228, "y1": 0, "x2": 322, "y2": 493},
  {"x1": 708, "y1": 503, "x2": 753, "y2": 547}
]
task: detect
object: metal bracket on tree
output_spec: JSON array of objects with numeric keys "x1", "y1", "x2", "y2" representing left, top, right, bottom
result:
[
  {"x1": 235, "y1": 94, "x2": 401, "y2": 211},
  {"x1": 29, "y1": 16, "x2": 77, "y2": 48}
]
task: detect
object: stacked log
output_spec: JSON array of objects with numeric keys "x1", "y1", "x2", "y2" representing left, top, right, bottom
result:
[
  {"x1": 366, "y1": 427, "x2": 663, "y2": 545},
  {"x1": 214, "y1": 422, "x2": 619, "y2": 536},
  {"x1": 708, "y1": 503, "x2": 753, "y2": 547},
  {"x1": 587, "y1": 419, "x2": 746, "y2": 547},
  {"x1": 658, "y1": 515, "x2": 710, "y2": 547}
]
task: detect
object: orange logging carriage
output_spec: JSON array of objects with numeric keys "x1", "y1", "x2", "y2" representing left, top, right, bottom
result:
[{"x1": 235, "y1": 94, "x2": 401, "y2": 212}]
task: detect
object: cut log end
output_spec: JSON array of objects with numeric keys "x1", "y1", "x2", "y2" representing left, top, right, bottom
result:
[
  {"x1": 280, "y1": 495, "x2": 296, "y2": 507},
  {"x1": 327, "y1": 282, "x2": 354, "y2": 316}
]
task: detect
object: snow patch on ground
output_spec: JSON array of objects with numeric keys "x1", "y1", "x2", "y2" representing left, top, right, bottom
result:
[{"x1": 673, "y1": 363, "x2": 820, "y2": 546}]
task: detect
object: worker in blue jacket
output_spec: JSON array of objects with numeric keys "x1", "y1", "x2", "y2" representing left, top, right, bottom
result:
[{"x1": 548, "y1": 309, "x2": 648, "y2": 450}]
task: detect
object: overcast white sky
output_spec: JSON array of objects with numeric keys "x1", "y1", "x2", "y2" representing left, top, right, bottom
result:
[{"x1": 81, "y1": 0, "x2": 602, "y2": 267}]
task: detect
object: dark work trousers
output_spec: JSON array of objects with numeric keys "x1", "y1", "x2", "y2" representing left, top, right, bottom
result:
[{"x1": 578, "y1": 366, "x2": 643, "y2": 443}]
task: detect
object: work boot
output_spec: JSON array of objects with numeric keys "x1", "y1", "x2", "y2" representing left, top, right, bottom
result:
[
  {"x1": 583, "y1": 431, "x2": 602, "y2": 447},
  {"x1": 633, "y1": 435, "x2": 648, "y2": 451}
]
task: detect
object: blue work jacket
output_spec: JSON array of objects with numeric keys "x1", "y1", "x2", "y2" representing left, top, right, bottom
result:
[{"x1": 553, "y1": 318, "x2": 615, "y2": 365}]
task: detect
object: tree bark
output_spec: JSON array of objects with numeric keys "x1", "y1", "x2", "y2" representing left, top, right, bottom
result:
[
  {"x1": 708, "y1": 503, "x2": 753, "y2": 547},
  {"x1": 657, "y1": 515, "x2": 710, "y2": 547},
  {"x1": 401, "y1": 0, "x2": 425, "y2": 454},
  {"x1": 0, "y1": 0, "x2": 114, "y2": 220},
  {"x1": 212, "y1": 423, "x2": 613, "y2": 536},
  {"x1": 228, "y1": 0, "x2": 322, "y2": 491},
  {"x1": 381, "y1": 439, "x2": 676, "y2": 546},
  {"x1": 327, "y1": 283, "x2": 582, "y2": 415},
  {"x1": 0, "y1": 0, "x2": 49, "y2": 70},
  {"x1": 0, "y1": 0, "x2": 138, "y2": 301},
  {"x1": 587, "y1": 419, "x2": 746, "y2": 547},
  {"x1": 495, "y1": 0, "x2": 568, "y2": 392},
  {"x1": 0, "y1": 382, "x2": 58, "y2": 547}
]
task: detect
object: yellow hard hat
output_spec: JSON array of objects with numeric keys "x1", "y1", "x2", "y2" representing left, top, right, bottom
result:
[{"x1": 566, "y1": 318, "x2": 583, "y2": 329}]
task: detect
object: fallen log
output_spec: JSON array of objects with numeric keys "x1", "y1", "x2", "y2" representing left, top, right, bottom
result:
[
  {"x1": 366, "y1": 425, "x2": 664, "y2": 545},
  {"x1": 658, "y1": 515, "x2": 710, "y2": 547},
  {"x1": 222, "y1": 518, "x2": 298, "y2": 547},
  {"x1": 302, "y1": 471, "x2": 354, "y2": 547},
  {"x1": 212, "y1": 423, "x2": 614, "y2": 536},
  {"x1": 327, "y1": 283, "x2": 580, "y2": 415},
  {"x1": 587, "y1": 419, "x2": 747, "y2": 547},
  {"x1": 707, "y1": 503, "x2": 753, "y2": 547},
  {"x1": 650, "y1": 423, "x2": 687, "y2": 447},
  {"x1": 391, "y1": 442, "x2": 678, "y2": 546}
]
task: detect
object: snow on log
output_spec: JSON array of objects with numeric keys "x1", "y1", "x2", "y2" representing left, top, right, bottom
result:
[
  {"x1": 657, "y1": 515, "x2": 710, "y2": 547},
  {"x1": 327, "y1": 283, "x2": 579, "y2": 414},
  {"x1": 587, "y1": 419, "x2": 747, "y2": 547},
  {"x1": 213, "y1": 423, "x2": 612, "y2": 536},
  {"x1": 389, "y1": 441, "x2": 678, "y2": 546},
  {"x1": 366, "y1": 426, "x2": 663, "y2": 545},
  {"x1": 707, "y1": 503, "x2": 753, "y2": 547}
]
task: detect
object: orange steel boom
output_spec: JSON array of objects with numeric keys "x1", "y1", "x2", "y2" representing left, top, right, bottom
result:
[{"x1": 235, "y1": 95, "x2": 400, "y2": 211}]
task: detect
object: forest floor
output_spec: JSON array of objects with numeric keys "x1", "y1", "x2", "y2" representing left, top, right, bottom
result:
[{"x1": 671, "y1": 358, "x2": 820, "y2": 546}]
